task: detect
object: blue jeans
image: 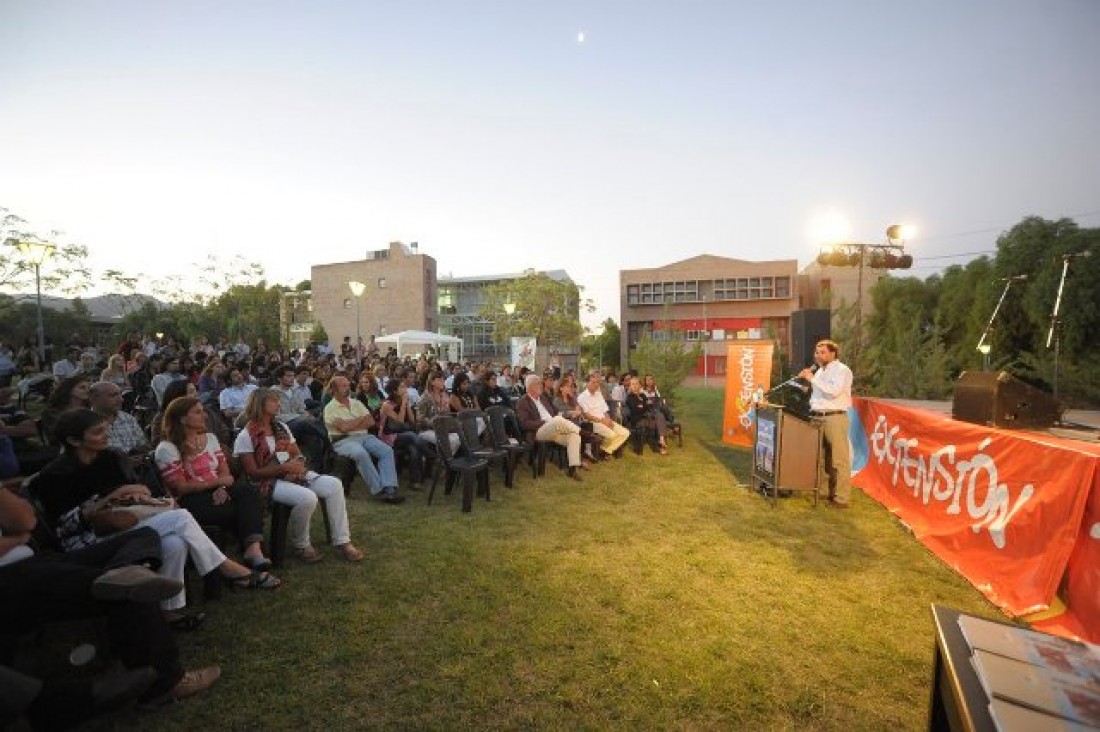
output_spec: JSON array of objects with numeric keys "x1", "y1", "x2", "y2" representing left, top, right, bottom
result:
[{"x1": 333, "y1": 433, "x2": 398, "y2": 495}]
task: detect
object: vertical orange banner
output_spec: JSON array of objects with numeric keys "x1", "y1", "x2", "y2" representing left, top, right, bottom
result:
[{"x1": 721, "y1": 340, "x2": 774, "y2": 447}]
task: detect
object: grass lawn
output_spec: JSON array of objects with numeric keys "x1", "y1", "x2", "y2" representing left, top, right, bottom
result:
[{"x1": 98, "y1": 387, "x2": 997, "y2": 730}]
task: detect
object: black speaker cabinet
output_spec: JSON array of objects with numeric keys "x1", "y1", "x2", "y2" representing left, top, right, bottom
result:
[
  {"x1": 952, "y1": 371, "x2": 1063, "y2": 429},
  {"x1": 790, "y1": 309, "x2": 830, "y2": 370}
]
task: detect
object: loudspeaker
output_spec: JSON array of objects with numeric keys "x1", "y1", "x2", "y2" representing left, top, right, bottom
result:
[
  {"x1": 952, "y1": 371, "x2": 1063, "y2": 429},
  {"x1": 790, "y1": 309, "x2": 831, "y2": 370}
]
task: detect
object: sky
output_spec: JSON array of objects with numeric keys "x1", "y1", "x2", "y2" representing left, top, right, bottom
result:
[{"x1": 1, "y1": 0, "x2": 1098, "y2": 330}]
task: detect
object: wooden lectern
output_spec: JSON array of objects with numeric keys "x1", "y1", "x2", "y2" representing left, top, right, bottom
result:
[{"x1": 751, "y1": 404, "x2": 823, "y2": 506}]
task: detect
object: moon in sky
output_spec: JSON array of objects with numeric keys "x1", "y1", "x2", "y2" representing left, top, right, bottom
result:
[{"x1": 577, "y1": 31, "x2": 585, "y2": 43}]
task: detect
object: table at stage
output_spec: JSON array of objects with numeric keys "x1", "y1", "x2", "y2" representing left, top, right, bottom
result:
[
  {"x1": 927, "y1": 605, "x2": 996, "y2": 732},
  {"x1": 852, "y1": 398, "x2": 1100, "y2": 643}
]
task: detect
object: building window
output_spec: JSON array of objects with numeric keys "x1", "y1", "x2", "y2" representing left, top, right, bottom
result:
[{"x1": 343, "y1": 298, "x2": 351, "y2": 309}]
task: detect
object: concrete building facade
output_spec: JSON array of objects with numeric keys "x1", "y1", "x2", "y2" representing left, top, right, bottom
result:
[
  {"x1": 310, "y1": 242, "x2": 437, "y2": 349},
  {"x1": 620, "y1": 255, "x2": 800, "y2": 377}
]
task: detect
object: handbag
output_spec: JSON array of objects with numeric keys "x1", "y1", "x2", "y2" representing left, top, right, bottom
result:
[{"x1": 106, "y1": 495, "x2": 178, "y2": 521}]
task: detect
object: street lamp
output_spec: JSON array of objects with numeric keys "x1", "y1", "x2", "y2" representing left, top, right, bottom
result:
[
  {"x1": 816, "y1": 224, "x2": 914, "y2": 373},
  {"x1": 349, "y1": 280, "x2": 365, "y2": 361},
  {"x1": 503, "y1": 303, "x2": 515, "y2": 366},
  {"x1": 700, "y1": 295, "x2": 709, "y2": 387},
  {"x1": 7, "y1": 238, "x2": 56, "y2": 367}
]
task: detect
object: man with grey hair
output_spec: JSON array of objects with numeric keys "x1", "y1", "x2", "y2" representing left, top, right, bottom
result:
[
  {"x1": 88, "y1": 381, "x2": 149, "y2": 455},
  {"x1": 514, "y1": 374, "x2": 583, "y2": 482}
]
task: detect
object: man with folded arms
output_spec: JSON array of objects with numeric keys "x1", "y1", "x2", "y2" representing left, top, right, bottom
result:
[
  {"x1": 576, "y1": 372, "x2": 631, "y2": 458},
  {"x1": 514, "y1": 374, "x2": 583, "y2": 482},
  {"x1": 324, "y1": 376, "x2": 404, "y2": 504}
]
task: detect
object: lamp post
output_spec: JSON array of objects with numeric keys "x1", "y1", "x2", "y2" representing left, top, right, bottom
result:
[
  {"x1": 503, "y1": 302, "x2": 515, "y2": 366},
  {"x1": 700, "y1": 295, "x2": 709, "y2": 387},
  {"x1": 816, "y1": 224, "x2": 913, "y2": 374},
  {"x1": 8, "y1": 238, "x2": 56, "y2": 367},
  {"x1": 348, "y1": 281, "x2": 365, "y2": 362}
]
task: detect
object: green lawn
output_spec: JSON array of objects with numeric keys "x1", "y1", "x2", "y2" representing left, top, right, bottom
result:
[{"x1": 105, "y1": 388, "x2": 996, "y2": 730}]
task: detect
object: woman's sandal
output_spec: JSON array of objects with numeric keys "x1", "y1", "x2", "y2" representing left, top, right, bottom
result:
[
  {"x1": 166, "y1": 611, "x2": 206, "y2": 631},
  {"x1": 243, "y1": 555, "x2": 272, "y2": 572},
  {"x1": 296, "y1": 546, "x2": 324, "y2": 563},
  {"x1": 337, "y1": 543, "x2": 364, "y2": 562},
  {"x1": 226, "y1": 570, "x2": 281, "y2": 590}
]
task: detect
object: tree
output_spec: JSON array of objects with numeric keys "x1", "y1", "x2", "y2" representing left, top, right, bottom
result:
[
  {"x1": 310, "y1": 322, "x2": 329, "y2": 346},
  {"x1": 1, "y1": 207, "x2": 91, "y2": 295},
  {"x1": 629, "y1": 333, "x2": 701, "y2": 406},
  {"x1": 478, "y1": 272, "x2": 592, "y2": 346},
  {"x1": 581, "y1": 318, "x2": 621, "y2": 373}
]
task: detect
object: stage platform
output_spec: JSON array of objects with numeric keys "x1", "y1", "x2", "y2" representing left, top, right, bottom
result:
[{"x1": 851, "y1": 398, "x2": 1100, "y2": 644}]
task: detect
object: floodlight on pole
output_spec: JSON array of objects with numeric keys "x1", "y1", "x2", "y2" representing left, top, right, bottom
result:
[
  {"x1": 814, "y1": 223, "x2": 913, "y2": 373},
  {"x1": 349, "y1": 281, "x2": 366, "y2": 361},
  {"x1": 7, "y1": 238, "x2": 56, "y2": 366}
]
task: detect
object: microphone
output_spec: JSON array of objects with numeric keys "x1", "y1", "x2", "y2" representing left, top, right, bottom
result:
[
  {"x1": 997, "y1": 275, "x2": 1028, "y2": 282},
  {"x1": 1064, "y1": 250, "x2": 1092, "y2": 260}
]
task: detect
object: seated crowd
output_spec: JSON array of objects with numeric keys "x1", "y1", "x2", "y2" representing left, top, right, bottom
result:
[{"x1": 0, "y1": 331, "x2": 677, "y2": 727}]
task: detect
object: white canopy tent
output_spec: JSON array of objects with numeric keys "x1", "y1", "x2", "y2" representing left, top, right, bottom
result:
[{"x1": 375, "y1": 330, "x2": 463, "y2": 362}]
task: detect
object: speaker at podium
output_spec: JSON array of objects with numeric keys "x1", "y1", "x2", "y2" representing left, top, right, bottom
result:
[{"x1": 952, "y1": 371, "x2": 1063, "y2": 429}]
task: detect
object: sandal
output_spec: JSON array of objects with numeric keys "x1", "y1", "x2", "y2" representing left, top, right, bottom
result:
[
  {"x1": 226, "y1": 570, "x2": 281, "y2": 590},
  {"x1": 166, "y1": 611, "x2": 206, "y2": 632},
  {"x1": 243, "y1": 555, "x2": 272, "y2": 572},
  {"x1": 296, "y1": 546, "x2": 324, "y2": 563},
  {"x1": 337, "y1": 543, "x2": 364, "y2": 562}
]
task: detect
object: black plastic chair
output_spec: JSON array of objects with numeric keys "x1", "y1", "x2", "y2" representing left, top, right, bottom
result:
[
  {"x1": 456, "y1": 409, "x2": 512, "y2": 488},
  {"x1": 428, "y1": 415, "x2": 489, "y2": 513},
  {"x1": 485, "y1": 405, "x2": 531, "y2": 486}
]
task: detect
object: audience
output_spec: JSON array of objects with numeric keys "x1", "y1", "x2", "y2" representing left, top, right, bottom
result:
[
  {"x1": 4, "y1": 332, "x2": 687, "y2": 725},
  {"x1": 27, "y1": 409, "x2": 281, "y2": 623}
]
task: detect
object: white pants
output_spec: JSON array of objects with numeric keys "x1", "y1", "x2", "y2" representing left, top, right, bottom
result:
[
  {"x1": 272, "y1": 475, "x2": 350, "y2": 549},
  {"x1": 418, "y1": 430, "x2": 461, "y2": 453},
  {"x1": 137, "y1": 508, "x2": 227, "y2": 611},
  {"x1": 591, "y1": 419, "x2": 631, "y2": 454}
]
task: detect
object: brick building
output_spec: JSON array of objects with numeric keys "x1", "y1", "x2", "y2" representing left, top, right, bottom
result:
[{"x1": 310, "y1": 242, "x2": 437, "y2": 349}]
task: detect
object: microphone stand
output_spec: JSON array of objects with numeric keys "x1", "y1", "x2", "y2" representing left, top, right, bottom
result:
[
  {"x1": 1046, "y1": 254, "x2": 1081, "y2": 400},
  {"x1": 976, "y1": 277, "x2": 1023, "y2": 359}
]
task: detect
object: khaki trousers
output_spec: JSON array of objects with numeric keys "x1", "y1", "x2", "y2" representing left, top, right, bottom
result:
[
  {"x1": 591, "y1": 419, "x2": 631, "y2": 454},
  {"x1": 535, "y1": 416, "x2": 582, "y2": 467},
  {"x1": 817, "y1": 412, "x2": 852, "y2": 504}
]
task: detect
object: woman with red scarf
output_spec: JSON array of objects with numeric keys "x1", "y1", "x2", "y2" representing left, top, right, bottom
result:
[{"x1": 233, "y1": 389, "x2": 362, "y2": 562}]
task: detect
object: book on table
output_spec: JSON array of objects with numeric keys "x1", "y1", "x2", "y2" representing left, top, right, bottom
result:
[
  {"x1": 957, "y1": 614, "x2": 1100, "y2": 684},
  {"x1": 956, "y1": 614, "x2": 1100, "y2": 729},
  {"x1": 970, "y1": 649, "x2": 1100, "y2": 727},
  {"x1": 988, "y1": 697, "x2": 1096, "y2": 732}
]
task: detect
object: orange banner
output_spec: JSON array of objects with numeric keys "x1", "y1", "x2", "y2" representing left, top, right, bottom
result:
[
  {"x1": 850, "y1": 398, "x2": 1100, "y2": 642},
  {"x1": 721, "y1": 340, "x2": 774, "y2": 447}
]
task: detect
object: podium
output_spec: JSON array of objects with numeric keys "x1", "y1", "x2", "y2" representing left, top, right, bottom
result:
[{"x1": 751, "y1": 404, "x2": 823, "y2": 506}]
